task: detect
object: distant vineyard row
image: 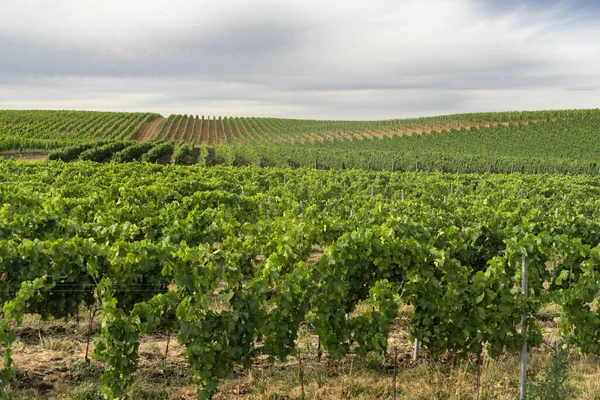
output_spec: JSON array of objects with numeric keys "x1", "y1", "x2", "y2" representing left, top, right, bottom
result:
[
  {"x1": 1, "y1": 109, "x2": 596, "y2": 152},
  {"x1": 32, "y1": 113, "x2": 600, "y2": 175},
  {"x1": 0, "y1": 110, "x2": 159, "y2": 151},
  {"x1": 3, "y1": 109, "x2": 600, "y2": 174},
  {"x1": 130, "y1": 109, "x2": 593, "y2": 145}
]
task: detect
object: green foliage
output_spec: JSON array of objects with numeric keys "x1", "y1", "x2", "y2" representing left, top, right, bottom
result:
[
  {"x1": 0, "y1": 110, "x2": 159, "y2": 151},
  {"x1": 48, "y1": 141, "x2": 106, "y2": 161},
  {"x1": 79, "y1": 142, "x2": 133, "y2": 162},
  {"x1": 7, "y1": 109, "x2": 600, "y2": 175},
  {"x1": 171, "y1": 143, "x2": 194, "y2": 165},
  {"x1": 93, "y1": 281, "x2": 141, "y2": 399},
  {"x1": 113, "y1": 142, "x2": 155, "y2": 162},
  {"x1": 527, "y1": 341, "x2": 572, "y2": 400},
  {"x1": 69, "y1": 383, "x2": 104, "y2": 400},
  {"x1": 214, "y1": 144, "x2": 235, "y2": 166},
  {"x1": 141, "y1": 142, "x2": 174, "y2": 163},
  {"x1": 198, "y1": 143, "x2": 209, "y2": 166},
  {"x1": 0, "y1": 277, "x2": 48, "y2": 396},
  {"x1": 127, "y1": 381, "x2": 169, "y2": 400},
  {"x1": 3, "y1": 161, "x2": 600, "y2": 397}
]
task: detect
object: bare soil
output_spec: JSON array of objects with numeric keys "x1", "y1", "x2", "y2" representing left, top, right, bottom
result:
[
  {"x1": 371, "y1": 119, "x2": 544, "y2": 139},
  {"x1": 200, "y1": 118, "x2": 209, "y2": 144},
  {"x1": 1, "y1": 152, "x2": 48, "y2": 162},
  {"x1": 173, "y1": 116, "x2": 189, "y2": 144},
  {"x1": 113, "y1": 116, "x2": 560, "y2": 147},
  {"x1": 157, "y1": 118, "x2": 174, "y2": 141},
  {"x1": 216, "y1": 118, "x2": 225, "y2": 145},
  {"x1": 183, "y1": 117, "x2": 195, "y2": 144},
  {"x1": 8, "y1": 298, "x2": 599, "y2": 400},
  {"x1": 191, "y1": 117, "x2": 202, "y2": 146},
  {"x1": 162, "y1": 117, "x2": 180, "y2": 142},
  {"x1": 207, "y1": 118, "x2": 215, "y2": 145},
  {"x1": 133, "y1": 117, "x2": 166, "y2": 141}
]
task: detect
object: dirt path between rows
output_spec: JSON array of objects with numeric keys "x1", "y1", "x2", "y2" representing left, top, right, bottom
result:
[
  {"x1": 369, "y1": 119, "x2": 545, "y2": 140},
  {"x1": 1, "y1": 152, "x2": 49, "y2": 161},
  {"x1": 133, "y1": 117, "x2": 165, "y2": 141},
  {"x1": 132, "y1": 117, "x2": 558, "y2": 145}
]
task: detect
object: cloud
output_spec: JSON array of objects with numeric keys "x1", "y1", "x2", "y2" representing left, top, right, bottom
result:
[{"x1": 0, "y1": 0, "x2": 599, "y2": 119}]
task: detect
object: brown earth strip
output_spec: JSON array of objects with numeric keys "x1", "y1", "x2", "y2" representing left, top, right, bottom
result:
[
  {"x1": 207, "y1": 118, "x2": 215, "y2": 145},
  {"x1": 238, "y1": 119, "x2": 256, "y2": 144},
  {"x1": 164, "y1": 116, "x2": 182, "y2": 142},
  {"x1": 174, "y1": 116, "x2": 190, "y2": 144},
  {"x1": 371, "y1": 119, "x2": 545, "y2": 139},
  {"x1": 156, "y1": 118, "x2": 174, "y2": 141},
  {"x1": 361, "y1": 130, "x2": 374, "y2": 140},
  {"x1": 160, "y1": 118, "x2": 175, "y2": 141},
  {"x1": 216, "y1": 118, "x2": 225, "y2": 144},
  {"x1": 335, "y1": 130, "x2": 353, "y2": 141},
  {"x1": 1, "y1": 152, "x2": 48, "y2": 162},
  {"x1": 191, "y1": 116, "x2": 201, "y2": 147},
  {"x1": 214, "y1": 118, "x2": 221, "y2": 145},
  {"x1": 132, "y1": 117, "x2": 165, "y2": 141},
  {"x1": 130, "y1": 116, "x2": 556, "y2": 145},
  {"x1": 183, "y1": 117, "x2": 195, "y2": 144},
  {"x1": 200, "y1": 118, "x2": 209, "y2": 145}
]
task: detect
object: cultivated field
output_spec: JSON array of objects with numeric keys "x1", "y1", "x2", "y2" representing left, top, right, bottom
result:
[
  {"x1": 1, "y1": 109, "x2": 599, "y2": 174},
  {"x1": 2, "y1": 109, "x2": 600, "y2": 399}
]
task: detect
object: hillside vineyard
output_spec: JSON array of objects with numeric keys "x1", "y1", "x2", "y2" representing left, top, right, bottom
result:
[
  {"x1": 2, "y1": 160, "x2": 600, "y2": 397},
  {"x1": 2, "y1": 109, "x2": 600, "y2": 174}
]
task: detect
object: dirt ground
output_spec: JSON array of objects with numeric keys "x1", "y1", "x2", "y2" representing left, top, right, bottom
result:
[
  {"x1": 131, "y1": 118, "x2": 547, "y2": 147},
  {"x1": 6, "y1": 298, "x2": 600, "y2": 399},
  {"x1": 0, "y1": 152, "x2": 48, "y2": 162},
  {"x1": 133, "y1": 117, "x2": 166, "y2": 141}
]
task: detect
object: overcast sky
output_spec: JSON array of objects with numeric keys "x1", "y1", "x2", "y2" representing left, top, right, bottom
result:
[{"x1": 1, "y1": 0, "x2": 599, "y2": 119}]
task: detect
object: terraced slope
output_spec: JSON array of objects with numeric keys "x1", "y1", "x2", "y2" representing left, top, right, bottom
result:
[
  {"x1": 132, "y1": 111, "x2": 574, "y2": 146},
  {"x1": 125, "y1": 109, "x2": 600, "y2": 174},
  {"x1": 2, "y1": 109, "x2": 600, "y2": 174},
  {"x1": 0, "y1": 109, "x2": 585, "y2": 151},
  {"x1": 240, "y1": 116, "x2": 600, "y2": 173}
]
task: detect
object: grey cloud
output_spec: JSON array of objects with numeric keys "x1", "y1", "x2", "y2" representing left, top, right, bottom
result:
[
  {"x1": 1, "y1": 0, "x2": 600, "y2": 119},
  {"x1": 0, "y1": 1, "x2": 308, "y2": 80}
]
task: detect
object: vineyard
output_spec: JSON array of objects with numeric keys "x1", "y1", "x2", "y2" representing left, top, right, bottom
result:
[
  {"x1": 2, "y1": 157, "x2": 600, "y2": 398},
  {"x1": 2, "y1": 109, "x2": 600, "y2": 176},
  {"x1": 129, "y1": 112, "x2": 555, "y2": 145},
  {"x1": 0, "y1": 111, "x2": 160, "y2": 153},
  {"x1": 1, "y1": 109, "x2": 595, "y2": 149}
]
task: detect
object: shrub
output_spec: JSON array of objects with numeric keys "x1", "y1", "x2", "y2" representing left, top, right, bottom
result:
[
  {"x1": 142, "y1": 142, "x2": 174, "y2": 163},
  {"x1": 48, "y1": 141, "x2": 106, "y2": 162},
  {"x1": 171, "y1": 143, "x2": 194, "y2": 165},
  {"x1": 113, "y1": 142, "x2": 155, "y2": 162},
  {"x1": 79, "y1": 142, "x2": 132, "y2": 162}
]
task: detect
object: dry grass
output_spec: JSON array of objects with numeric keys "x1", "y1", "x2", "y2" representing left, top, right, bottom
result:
[{"x1": 4, "y1": 302, "x2": 600, "y2": 399}]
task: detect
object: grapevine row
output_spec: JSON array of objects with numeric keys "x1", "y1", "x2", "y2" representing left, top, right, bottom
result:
[{"x1": 2, "y1": 162, "x2": 600, "y2": 397}]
